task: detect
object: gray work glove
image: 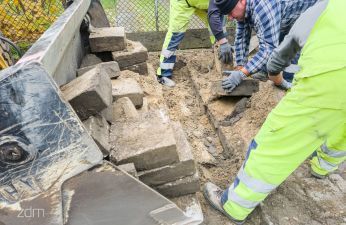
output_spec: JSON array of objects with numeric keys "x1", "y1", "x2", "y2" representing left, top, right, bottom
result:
[
  {"x1": 222, "y1": 70, "x2": 247, "y2": 93},
  {"x1": 218, "y1": 42, "x2": 233, "y2": 64},
  {"x1": 275, "y1": 79, "x2": 292, "y2": 90}
]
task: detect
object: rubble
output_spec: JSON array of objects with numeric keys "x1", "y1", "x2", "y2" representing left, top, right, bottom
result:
[
  {"x1": 112, "y1": 40, "x2": 148, "y2": 69},
  {"x1": 61, "y1": 66, "x2": 112, "y2": 120},
  {"x1": 83, "y1": 115, "x2": 110, "y2": 156},
  {"x1": 89, "y1": 27, "x2": 126, "y2": 52},
  {"x1": 77, "y1": 61, "x2": 121, "y2": 78},
  {"x1": 109, "y1": 111, "x2": 179, "y2": 170},
  {"x1": 154, "y1": 171, "x2": 200, "y2": 197},
  {"x1": 138, "y1": 121, "x2": 196, "y2": 186},
  {"x1": 80, "y1": 54, "x2": 102, "y2": 68},
  {"x1": 111, "y1": 78, "x2": 144, "y2": 108},
  {"x1": 111, "y1": 97, "x2": 139, "y2": 122}
]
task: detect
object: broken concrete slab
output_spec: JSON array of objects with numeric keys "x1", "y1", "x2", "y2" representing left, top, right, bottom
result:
[
  {"x1": 123, "y1": 62, "x2": 148, "y2": 75},
  {"x1": 118, "y1": 163, "x2": 138, "y2": 178},
  {"x1": 80, "y1": 54, "x2": 102, "y2": 68},
  {"x1": 111, "y1": 78, "x2": 144, "y2": 108},
  {"x1": 109, "y1": 110, "x2": 179, "y2": 171},
  {"x1": 89, "y1": 27, "x2": 126, "y2": 52},
  {"x1": 77, "y1": 61, "x2": 121, "y2": 78},
  {"x1": 112, "y1": 97, "x2": 139, "y2": 122},
  {"x1": 212, "y1": 79, "x2": 259, "y2": 97},
  {"x1": 154, "y1": 171, "x2": 200, "y2": 198},
  {"x1": 61, "y1": 66, "x2": 112, "y2": 120},
  {"x1": 112, "y1": 40, "x2": 148, "y2": 69},
  {"x1": 83, "y1": 115, "x2": 110, "y2": 156},
  {"x1": 138, "y1": 121, "x2": 196, "y2": 186}
]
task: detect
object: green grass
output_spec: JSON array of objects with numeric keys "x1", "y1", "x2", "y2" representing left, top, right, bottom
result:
[{"x1": 101, "y1": 0, "x2": 117, "y2": 10}]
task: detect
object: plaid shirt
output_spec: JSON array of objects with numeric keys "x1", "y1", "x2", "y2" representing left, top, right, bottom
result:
[{"x1": 235, "y1": 0, "x2": 318, "y2": 74}]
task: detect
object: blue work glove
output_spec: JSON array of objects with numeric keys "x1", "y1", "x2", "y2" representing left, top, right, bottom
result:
[
  {"x1": 222, "y1": 70, "x2": 247, "y2": 93},
  {"x1": 218, "y1": 42, "x2": 233, "y2": 64},
  {"x1": 275, "y1": 79, "x2": 292, "y2": 90}
]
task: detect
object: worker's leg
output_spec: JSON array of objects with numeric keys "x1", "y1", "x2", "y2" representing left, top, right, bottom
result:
[
  {"x1": 220, "y1": 92, "x2": 346, "y2": 221},
  {"x1": 194, "y1": 9, "x2": 217, "y2": 44},
  {"x1": 157, "y1": 0, "x2": 195, "y2": 78},
  {"x1": 311, "y1": 124, "x2": 346, "y2": 177}
]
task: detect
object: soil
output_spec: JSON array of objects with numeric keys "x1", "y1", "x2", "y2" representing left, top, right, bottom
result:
[{"x1": 148, "y1": 49, "x2": 346, "y2": 225}]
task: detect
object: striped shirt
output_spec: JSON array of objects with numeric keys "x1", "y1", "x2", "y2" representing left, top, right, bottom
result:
[{"x1": 235, "y1": 0, "x2": 318, "y2": 74}]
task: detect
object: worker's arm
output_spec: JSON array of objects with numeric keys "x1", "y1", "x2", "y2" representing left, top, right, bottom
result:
[
  {"x1": 267, "y1": 0, "x2": 329, "y2": 76},
  {"x1": 234, "y1": 21, "x2": 251, "y2": 68},
  {"x1": 208, "y1": 0, "x2": 233, "y2": 64},
  {"x1": 242, "y1": 0, "x2": 281, "y2": 75}
]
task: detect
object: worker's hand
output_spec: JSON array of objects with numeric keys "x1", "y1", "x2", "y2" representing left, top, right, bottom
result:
[
  {"x1": 218, "y1": 42, "x2": 233, "y2": 64},
  {"x1": 222, "y1": 70, "x2": 247, "y2": 92},
  {"x1": 275, "y1": 79, "x2": 292, "y2": 90}
]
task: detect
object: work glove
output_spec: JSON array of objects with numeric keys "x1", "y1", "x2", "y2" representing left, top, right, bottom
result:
[
  {"x1": 222, "y1": 70, "x2": 247, "y2": 93},
  {"x1": 275, "y1": 79, "x2": 292, "y2": 90},
  {"x1": 218, "y1": 42, "x2": 233, "y2": 64}
]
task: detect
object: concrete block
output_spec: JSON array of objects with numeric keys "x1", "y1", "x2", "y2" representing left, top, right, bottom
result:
[
  {"x1": 80, "y1": 54, "x2": 102, "y2": 68},
  {"x1": 154, "y1": 172, "x2": 200, "y2": 198},
  {"x1": 212, "y1": 79, "x2": 259, "y2": 97},
  {"x1": 77, "y1": 61, "x2": 121, "y2": 78},
  {"x1": 61, "y1": 66, "x2": 112, "y2": 120},
  {"x1": 112, "y1": 40, "x2": 148, "y2": 69},
  {"x1": 111, "y1": 78, "x2": 144, "y2": 108},
  {"x1": 89, "y1": 27, "x2": 126, "y2": 52},
  {"x1": 110, "y1": 111, "x2": 179, "y2": 170},
  {"x1": 171, "y1": 194, "x2": 204, "y2": 224},
  {"x1": 118, "y1": 163, "x2": 138, "y2": 178},
  {"x1": 138, "y1": 121, "x2": 196, "y2": 186},
  {"x1": 101, "y1": 104, "x2": 113, "y2": 123},
  {"x1": 123, "y1": 62, "x2": 148, "y2": 75},
  {"x1": 83, "y1": 115, "x2": 110, "y2": 156},
  {"x1": 112, "y1": 97, "x2": 139, "y2": 122}
]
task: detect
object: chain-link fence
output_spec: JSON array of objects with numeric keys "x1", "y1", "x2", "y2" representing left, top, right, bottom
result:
[
  {"x1": 102, "y1": 0, "x2": 206, "y2": 33},
  {"x1": 0, "y1": 0, "x2": 65, "y2": 43}
]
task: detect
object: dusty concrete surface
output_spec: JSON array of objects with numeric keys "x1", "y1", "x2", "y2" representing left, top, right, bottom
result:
[{"x1": 148, "y1": 49, "x2": 346, "y2": 225}]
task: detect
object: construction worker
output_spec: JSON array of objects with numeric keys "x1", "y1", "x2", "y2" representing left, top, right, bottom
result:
[
  {"x1": 156, "y1": 0, "x2": 232, "y2": 87},
  {"x1": 215, "y1": 0, "x2": 318, "y2": 92},
  {"x1": 203, "y1": 0, "x2": 346, "y2": 224}
]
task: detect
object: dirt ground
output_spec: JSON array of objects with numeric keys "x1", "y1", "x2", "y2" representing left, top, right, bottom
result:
[{"x1": 148, "y1": 49, "x2": 346, "y2": 225}]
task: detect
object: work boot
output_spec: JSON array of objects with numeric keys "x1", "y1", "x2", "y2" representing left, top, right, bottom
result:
[
  {"x1": 157, "y1": 76, "x2": 176, "y2": 87},
  {"x1": 310, "y1": 169, "x2": 327, "y2": 179},
  {"x1": 203, "y1": 182, "x2": 246, "y2": 225}
]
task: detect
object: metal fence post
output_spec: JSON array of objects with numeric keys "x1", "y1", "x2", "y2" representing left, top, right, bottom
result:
[{"x1": 155, "y1": 0, "x2": 159, "y2": 31}]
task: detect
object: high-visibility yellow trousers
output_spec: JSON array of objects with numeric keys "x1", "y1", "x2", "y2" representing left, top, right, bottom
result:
[
  {"x1": 157, "y1": 0, "x2": 217, "y2": 77},
  {"x1": 221, "y1": 68, "x2": 346, "y2": 220}
]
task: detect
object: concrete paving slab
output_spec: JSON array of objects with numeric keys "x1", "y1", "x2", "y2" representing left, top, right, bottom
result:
[
  {"x1": 138, "y1": 121, "x2": 196, "y2": 186},
  {"x1": 109, "y1": 110, "x2": 179, "y2": 170},
  {"x1": 112, "y1": 40, "x2": 148, "y2": 69},
  {"x1": 83, "y1": 115, "x2": 110, "y2": 156},
  {"x1": 89, "y1": 27, "x2": 126, "y2": 52},
  {"x1": 77, "y1": 61, "x2": 120, "y2": 78},
  {"x1": 111, "y1": 78, "x2": 144, "y2": 108},
  {"x1": 212, "y1": 79, "x2": 259, "y2": 97},
  {"x1": 61, "y1": 66, "x2": 112, "y2": 120}
]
